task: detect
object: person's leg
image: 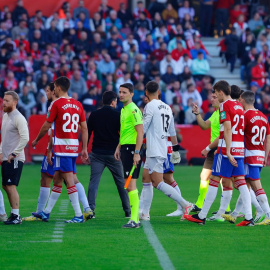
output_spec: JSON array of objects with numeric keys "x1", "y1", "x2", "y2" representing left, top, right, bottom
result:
[
  {"x1": 0, "y1": 189, "x2": 6, "y2": 216},
  {"x1": 106, "y1": 155, "x2": 130, "y2": 217},
  {"x1": 140, "y1": 168, "x2": 153, "y2": 219},
  {"x1": 87, "y1": 153, "x2": 106, "y2": 211},
  {"x1": 4, "y1": 185, "x2": 19, "y2": 214},
  {"x1": 36, "y1": 172, "x2": 52, "y2": 213},
  {"x1": 195, "y1": 168, "x2": 211, "y2": 208}
]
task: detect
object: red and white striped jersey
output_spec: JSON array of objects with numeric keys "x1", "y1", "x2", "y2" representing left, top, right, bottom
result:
[
  {"x1": 244, "y1": 109, "x2": 270, "y2": 166},
  {"x1": 217, "y1": 99, "x2": 245, "y2": 158},
  {"x1": 47, "y1": 97, "x2": 86, "y2": 157}
]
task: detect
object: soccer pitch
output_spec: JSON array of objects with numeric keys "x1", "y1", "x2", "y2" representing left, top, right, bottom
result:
[{"x1": 1, "y1": 165, "x2": 270, "y2": 270}]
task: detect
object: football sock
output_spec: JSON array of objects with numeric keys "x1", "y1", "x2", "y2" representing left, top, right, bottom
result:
[
  {"x1": 198, "y1": 178, "x2": 219, "y2": 219},
  {"x1": 67, "y1": 186, "x2": 82, "y2": 217},
  {"x1": 232, "y1": 194, "x2": 243, "y2": 217},
  {"x1": 255, "y1": 189, "x2": 270, "y2": 218},
  {"x1": 129, "y1": 189, "x2": 139, "y2": 223},
  {"x1": 37, "y1": 187, "x2": 50, "y2": 213},
  {"x1": 195, "y1": 179, "x2": 209, "y2": 208},
  {"x1": 156, "y1": 181, "x2": 188, "y2": 208},
  {"x1": 141, "y1": 183, "x2": 153, "y2": 216},
  {"x1": 237, "y1": 182, "x2": 252, "y2": 220},
  {"x1": 217, "y1": 188, "x2": 232, "y2": 216},
  {"x1": 0, "y1": 190, "x2": 6, "y2": 215},
  {"x1": 250, "y1": 189, "x2": 263, "y2": 214},
  {"x1": 11, "y1": 209, "x2": 19, "y2": 215},
  {"x1": 170, "y1": 181, "x2": 183, "y2": 211},
  {"x1": 139, "y1": 187, "x2": 145, "y2": 211},
  {"x1": 75, "y1": 183, "x2": 90, "y2": 211},
  {"x1": 44, "y1": 185, "x2": 62, "y2": 214}
]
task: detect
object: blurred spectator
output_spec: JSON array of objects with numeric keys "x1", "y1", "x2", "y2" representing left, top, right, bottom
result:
[
  {"x1": 18, "y1": 85, "x2": 36, "y2": 119},
  {"x1": 69, "y1": 69, "x2": 87, "y2": 99},
  {"x1": 262, "y1": 94, "x2": 270, "y2": 120},
  {"x1": 215, "y1": 0, "x2": 232, "y2": 37},
  {"x1": 133, "y1": 1, "x2": 151, "y2": 19},
  {"x1": 251, "y1": 53, "x2": 268, "y2": 88},
  {"x1": 117, "y1": 2, "x2": 133, "y2": 28},
  {"x1": 34, "y1": 64, "x2": 53, "y2": 83},
  {"x1": 182, "y1": 83, "x2": 202, "y2": 110},
  {"x1": 45, "y1": 20, "x2": 62, "y2": 45},
  {"x1": 133, "y1": 11, "x2": 152, "y2": 32},
  {"x1": 3, "y1": 12, "x2": 13, "y2": 31},
  {"x1": 177, "y1": 53, "x2": 192, "y2": 74},
  {"x1": 200, "y1": 81, "x2": 213, "y2": 101},
  {"x1": 152, "y1": 12, "x2": 164, "y2": 30},
  {"x1": 90, "y1": 12, "x2": 106, "y2": 33},
  {"x1": 116, "y1": 71, "x2": 132, "y2": 91},
  {"x1": 98, "y1": 0, "x2": 113, "y2": 19},
  {"x1": 144, "y1": 55, "x2": 160, "y2": 80},
  {"x1": 171, "y1": 96, "x2": 185, "y2": 124},
  {"x1": 248, "y1": 12, "x2": 264, "y2": 36},
  {"x1": 73, "y1": 0, "x2": 90, "y2": 19},
  {"x1": 185, "y1": 98, "x2": 197, "y2": 124},
  {"x1": 123, "y1": 34, "x2": 139, "y2": 53},
  {"x1": 0, "y1": 22, "x2": 10, "y2": 43},
  {"x1": 133, "y1": 82, "x2": 145, "y2": 105},
  {"x1": 161, "y1": 65, "x2": 177, "y2": 84},
  {"x1": 165, "y1": 80, "x2": 181, "y2": 105},
  {"x1": 178, "y1": 0, "x2": 195, "y2": 23},
  {"x1": 75, "y1": 31, "x2": 90, "y2": 54},
  {"x1": 36, "y1": 92, "x2": 48, "y2": 115},
  {"x1": 152, "y1": 23, "x2": 169, "y2": 43},
  {"x1": 151, "y1": 42, "x2": 168, "y2": 61},
  {"x1": 191, "y1": 52, "x2": 210, "y2": 79},
  {"x1": 19, "y1": 74, "x2": 37, "y2": 94},
  {"x1": 97, "y1": 54, "x2": 116, "y2": 77},
  {"x1": 162, "y1": 3, "x2": 178, "y2": 22},
  {"x1": 171, "y1": 41, "x2": 191, "y2": 61},
  {"x1": 37, "y1": 73, "x2": 50, "y2": 92},
  {"x1": 12, "y1": 0, "x2": 29, "y2": 25},
  {"x1": 105, "y1": 10, "x2": 122, "y2": 32},
  {"x1": 160, "y1": 53, "x2": 177, "y2": 75},
  {"x1": 86, "y1": 73, "x2": 102, "y2": 93},
  {"x1": 0, "y1": 71, "x2": 19, "y2": 97},
  {"x1": 106, "y1": 31, "x2": 123, "y2": 60},
  {"x1": 11, "y1": 19, "x2": 28, "y2": 40},
  {"x1": 139, "y1": 33, "x2": 156, "y2": 56},
  {"x1": 225, "y1": 27, "x2": 238, "y2": 73},
  {"x1": 230, "y1": 4, "x2": 243, "y2": 25},
  {"x1": 190, "y1": 41, "x2": 207, "y2": 59},
  {"x1": 168, "y1": 34, "x2": 186, "y2": 52},
  {"x1": 256, "y1": 33, "x2": 270, "y2": 53},
  {"x1": 233, "y1": 14, "x2": 248, "y2": 37},
  {"x1": 75, "y1": 12, "x2": 90, "y2": 30},
  {"x1": 80, "y1": 85, "x2": 99, "y2": 115},
  {"x1": 200, "y1": 0, "x2": 214, "y2": 37},
  {"x1": 250, "y1": 81, "x2": 263, "y2": 111}
]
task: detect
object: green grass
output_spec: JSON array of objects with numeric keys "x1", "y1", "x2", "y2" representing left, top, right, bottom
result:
[{"x1": 1, "y1": 165, "x2": 270, "y2": 270}]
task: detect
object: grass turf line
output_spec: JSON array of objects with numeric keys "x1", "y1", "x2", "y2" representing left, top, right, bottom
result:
[{"x1": 0, "y1": 165, "x2": 270, "y2": 270}]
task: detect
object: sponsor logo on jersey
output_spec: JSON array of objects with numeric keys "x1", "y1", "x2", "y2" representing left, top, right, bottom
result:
[
  {"x1": 65, "y1": 146, "x2": 78, "y2": 152},
  {"x1": 220, "y1": 111, "x2": 226, "y2": 120},
  {"x1": 257, "y1": 157, "x2": 264, "y2": 162},
  {"x1": 231, "y1": 148, "x2": 244, "y2": 154}
]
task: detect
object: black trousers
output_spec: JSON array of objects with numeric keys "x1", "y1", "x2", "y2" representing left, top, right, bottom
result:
[{"x1": 87, "y1": 152, "x2": 130, "y2": 215}]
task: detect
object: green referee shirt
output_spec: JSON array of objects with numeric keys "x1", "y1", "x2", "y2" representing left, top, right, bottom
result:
[
  {"x1": 120, "y1": 102, "x2": 143, "y2": 145},
  {"x1": 208, "y1": 109, "x2": 220, "y2": 143}
]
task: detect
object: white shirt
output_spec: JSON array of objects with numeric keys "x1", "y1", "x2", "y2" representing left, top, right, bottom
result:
[{"x1": 143, "y1": 99, "x2": 176, "y2": 158}]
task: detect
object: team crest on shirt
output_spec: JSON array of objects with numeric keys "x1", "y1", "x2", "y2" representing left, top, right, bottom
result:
[{"x1": 220, "y1": 111, "x2": 226, "y2": 120}]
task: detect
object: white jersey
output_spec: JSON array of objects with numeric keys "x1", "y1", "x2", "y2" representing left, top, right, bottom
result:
[{"x1": 143, "y1": 99, "x2": 176, "y2": 158}]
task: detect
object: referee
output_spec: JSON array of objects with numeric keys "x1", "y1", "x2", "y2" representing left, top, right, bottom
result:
[
  {"x1": 114, "y1": 83, "x2": 144, "y2": 228},
  {"x1": 87, "y1": 91, "x2": 130, "y2": 218},
  {"x1": 0, "y1": 91, "x2": 29, "y2": 225}
]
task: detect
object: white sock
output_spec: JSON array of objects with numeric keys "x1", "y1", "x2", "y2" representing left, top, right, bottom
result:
[
  {"x1": 238, "y1": 184, "x2": 252, "y2": 220},
  {"x1": 75, "y1": 183, "x2": 90, "y2": 211},
  {"x1": 232, "y1": 194, "x2": 243, "y2": 217},
  {"x1": 255, "y1": 189, "x2": 270, "y2": 218},
  {"x1": 156, "y1": 181, "x2": 188, "y2": 208},
  {"x1": 250, "y1": 189, "x2": 263, "y2": 214},
  {"x1": 0, "y1": 190, "x2": 6, "y2": 215},
  {"x1": 170, "y1": 181, "x2": 183, "y2": 211},
  {"x1": 11, "y1": 209, "x2": 19, "y2": 215},
  {"x1": 198, "y1": 180, "x2": 219, "y2": 219},
  {"x1": 44, "y1": 185, "x2": 62, "y2": 214},
  {"x1": 141, "y1": 183, "x2": 153, "y2": 216},
  {"x1": 139, "y1": 187, "x2": 145, "y2": 212},
  {"x1": 37, "y1": 187, "x2": 50, "y2": 213},
  {"x1": 68, "y1": 186, "x2": 82, "y2": 217},
  {"x1": 217, "y1": 189, "x2": 232, "y2": 216}
]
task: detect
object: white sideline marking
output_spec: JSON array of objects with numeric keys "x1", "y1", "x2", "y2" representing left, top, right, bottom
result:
[{"x1": 142, "y1": 221, "x2": 175, "y2": 270}]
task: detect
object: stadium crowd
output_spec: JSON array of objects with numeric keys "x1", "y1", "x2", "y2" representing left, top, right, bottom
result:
[{"x1": 0, "y1": 0, "x2": 270, "y2": 124}]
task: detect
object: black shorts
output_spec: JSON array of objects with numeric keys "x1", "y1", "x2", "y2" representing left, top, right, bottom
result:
[
  {"x1": 2, "y1": 160, "x2": 24, "y2": 186},
  {"x1": 120, "y1": 144, "x2": 142, "y2": 180},
  {"x1": 203, "y1": 147, "x2": 217, "y2": 170}
]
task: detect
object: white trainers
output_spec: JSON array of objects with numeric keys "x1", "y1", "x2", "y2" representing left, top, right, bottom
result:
[
  {"x1": 140, "y1": 214, "x2": 150, "y2": 221},
  {"x1": 166, "y1": 209, "x2": 183, "y2": 217}
]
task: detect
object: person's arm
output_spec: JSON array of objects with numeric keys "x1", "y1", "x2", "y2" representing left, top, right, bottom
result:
[
  {"x1": 143, "y1": 104, "x2": 153, "y2": 134},
  {"x1": 264, "y1": 134, "x2": 270, "y2": 167},
  {"x1": 201, "y1": 136, "x2": 219, "y2": 157},
  {"x1": 192, "y1": 102, "x2": 211, "y2": 129},
  {"x1": 168, "y1": 119, "x2": 181, "y2": 164},
  {"x1": 32, "y1": 121, "x2": 52, "y2": 148},
  {"x1": 80, "y1": 121, "x2": 89, "y2": 161}
]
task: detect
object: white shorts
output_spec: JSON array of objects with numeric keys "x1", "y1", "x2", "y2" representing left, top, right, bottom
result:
[{"x1": 144, "y1": 157, "x2": 165, "y2": 174}]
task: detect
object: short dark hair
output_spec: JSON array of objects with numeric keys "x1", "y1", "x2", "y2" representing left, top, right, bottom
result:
[
  {"x1": 54, "y1": 76, "x2": 70, "y2": 92},
  {"x1": 145, "y1": 80, "x2": 159, "y2": 94},
  {"x1": 213, "y1": 80, "x2": 231, "y2": 96},
  {"x1": 120, "y1": 83, "x2": 134, "y2": 93},
  {"x1": 231, "y1": 85, "x2": 242, "y2": 99},
  {"x1": 241, "y1": 90, "x2": 255, "y2": 105},
  {"x1": 48, "y1": 82, "x2": 54, "y2": 91},
  {"x1": 102, "y1": 90, "x2": 117, "y2": 105}
]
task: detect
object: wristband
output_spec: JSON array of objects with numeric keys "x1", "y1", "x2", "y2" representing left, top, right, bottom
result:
[
  {"x1": 205, "y1": 146, "x2": 211, "y2": 151},
  {"x1": 194, "y1": 113, "x2": 200, "y2": 115},
  {"x1": 135, "y1": 150, "x2": 140, "y2": 154},
  {"x1": 11, "y1": 153, "x2": 17, "y2": 157},
  {"x1": 172, "y1": 144, "x2": 180, "y2": 151}
]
